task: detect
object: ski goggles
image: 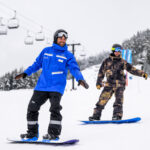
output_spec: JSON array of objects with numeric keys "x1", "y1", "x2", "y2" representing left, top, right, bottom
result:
[
  {"x1": 57, "y1": 32, "x2": 68, "y2": 39},
  {"x1": 111, "y1": 47, "x2": 122, "y2": 52}
]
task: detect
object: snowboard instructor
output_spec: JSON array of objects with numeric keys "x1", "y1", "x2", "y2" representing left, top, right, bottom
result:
[
  {"x1": 89, "y1": 44, "x2": 148, "y2": 121},
  {"x1": 15, "y1": 29, "x2": 89, "y2": 140}
]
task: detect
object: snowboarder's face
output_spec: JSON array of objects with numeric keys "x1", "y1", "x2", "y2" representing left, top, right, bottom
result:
[
  {"x1": 114, "y1": 51, "x2": 121, "y2": 57},
  {"x1": 57, "y1": 36, "x2": 67, "y2": 47}
]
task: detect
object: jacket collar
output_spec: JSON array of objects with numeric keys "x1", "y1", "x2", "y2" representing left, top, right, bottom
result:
[
  {"x1": 52, "y1": 43, "x2": 68, "y2": 51},
  {"x1": 109, "y1": 53, "x2": 122, "y2": 60}
]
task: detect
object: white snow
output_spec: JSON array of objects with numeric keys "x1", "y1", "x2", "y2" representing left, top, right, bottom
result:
[{"x1": 0, "y1": 64, "x2": 150, "y2": 150}]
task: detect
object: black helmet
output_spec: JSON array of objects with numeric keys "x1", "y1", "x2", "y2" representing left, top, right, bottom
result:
[
  {"x1": 112, "y1": 44, "x2": 123, "y2": 49},
  {"x1": 112, "y1": 44, "x2": 123, "y2": 52},
  {"x1": 53, "y1": 29, "x2": 68, "y2": 44}
]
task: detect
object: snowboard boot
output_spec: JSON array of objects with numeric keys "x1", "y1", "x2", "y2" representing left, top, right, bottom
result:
[
  {"x1": 20, "y1": 131, "x2": 38, "y2": 141},
  {"x1": 112, "y1": 116, "x2": 122, "y2": 120},
  {"x1": 43, "y1": 133, "x2": 59, "y2": 141},
  {"x1": 89, "y1": 115, "x2": 100, "y2": 121},
  {"x1": 89, "y1": 108, "x2": 102, "y2": 121}
]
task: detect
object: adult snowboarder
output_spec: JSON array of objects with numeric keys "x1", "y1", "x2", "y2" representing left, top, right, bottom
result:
[
  {"x1": 89, "y1": 44, "x2": 148, "y2": 121},
  {"x1": 15, "y1": 29, "x2": 89, "y2": 140}
]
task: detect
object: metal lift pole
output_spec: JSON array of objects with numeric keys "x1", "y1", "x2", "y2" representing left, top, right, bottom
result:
[{"x1": 67, "y1": 43, "x2": 81, "y2": 90}]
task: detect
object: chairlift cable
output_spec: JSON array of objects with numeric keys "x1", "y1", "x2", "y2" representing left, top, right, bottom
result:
[
  {"x1": 0, "y1": 1, "x2": 14, "y2": 11},
  {"x1": 0, "y1": 8, "x2": 12, "y2": 18},
  {"x1": 0, "y1": 1, "x2": 54, "y2": 44},
  {"x1": 18, "y1": 13, "x2": 52, "y2": 34},
  {"x1": 0, "y1": 1, "x2": 52, "y2": 34}
]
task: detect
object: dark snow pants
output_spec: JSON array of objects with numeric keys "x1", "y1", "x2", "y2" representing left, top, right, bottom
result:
[
  {"x1": 94, "y1": 86, "x2": 125, "y2": 118},
  {"x1": 27, "y1": 90, "x2": 62, "y2": 136}
]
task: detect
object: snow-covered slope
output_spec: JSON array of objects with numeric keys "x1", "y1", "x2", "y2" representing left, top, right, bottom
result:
[{"x1": 0, "y1": 64, "x2": 150, "y2": 150}]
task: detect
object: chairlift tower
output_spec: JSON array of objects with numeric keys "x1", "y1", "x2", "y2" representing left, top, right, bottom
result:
[{"x1": 67, "y1": 43, "x2": 81, "y2": 90}]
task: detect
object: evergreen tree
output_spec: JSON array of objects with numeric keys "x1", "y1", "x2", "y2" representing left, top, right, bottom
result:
[{"x1": 122, "y1": 29, "x2": 150, "y2": 73}]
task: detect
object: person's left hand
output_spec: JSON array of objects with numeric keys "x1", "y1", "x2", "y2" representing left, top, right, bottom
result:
[
  {"x1": 142, "y1": 73, "x2": 148, "y2": 80},
  {"x1": 78, "y1": 80, "x2": 89, "y2": 89}
]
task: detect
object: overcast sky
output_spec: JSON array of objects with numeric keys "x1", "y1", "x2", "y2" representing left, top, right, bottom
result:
[{"x1": 0, "y1": 0, "x2": 150, "y2": 76}]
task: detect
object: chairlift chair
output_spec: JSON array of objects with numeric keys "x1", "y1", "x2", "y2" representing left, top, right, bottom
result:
[
  {"x1": 89, "y1": 60, "x2": 94, "y2": 64},
  {"x1": 0, "y1": 17, "x2": 7, "y2": 35},
  {"x1": 24, "y1": 31, "x2": 34, "y2": 45},
  {"x1": 35, "y1": 26, "x2": 45, "y2": 41},
  {"x1": 80, "y1": 46, "x2": 86, "y2": 57},
  {"x1": 7, "y1": 10, "x2": 19, "y2": 29},
  {"x1": 80, "y1": 53, "x2": 86, "y2": 57},
  {"x1": 35, "y1": 32, "x2": 45, "y2": 41},
  {"x1": 24, "y1": 35, "x2": 34, "y2": 45},
  {"x1": 89, "y1": 56, "x2": 95, "y2": 64},
  {"x1": 8, "y1": 18, "x2": 19, "y2": 29}
]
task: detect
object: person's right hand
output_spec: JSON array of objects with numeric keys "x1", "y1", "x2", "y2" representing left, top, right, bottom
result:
[
  {"x1": 15, "y1": 73, "x2": 27, "y2": 80},
  {"x1": 96, "y1": 81, "x2": 105, "y2": 90}
]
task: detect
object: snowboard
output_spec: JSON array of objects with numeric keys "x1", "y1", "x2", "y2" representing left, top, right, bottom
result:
[
  {"x1": 80, "y1": 117, "x2": 141, "y2": 124},
  {"x1": 7, "y1": 138, "x2": 79, "y2": 145}
]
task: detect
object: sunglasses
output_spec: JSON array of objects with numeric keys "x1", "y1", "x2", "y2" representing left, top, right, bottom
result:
[
  {"x1": 57, "y1": 32, "x2": 68, "y2": 39},
  {"x1": 112, "y1": 47, "x2": 122, "y2": 52}
]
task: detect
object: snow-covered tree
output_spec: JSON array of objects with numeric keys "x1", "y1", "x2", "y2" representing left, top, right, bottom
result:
[{"x1": 122, "y1": 29, "x2": 150, "y2": 73}]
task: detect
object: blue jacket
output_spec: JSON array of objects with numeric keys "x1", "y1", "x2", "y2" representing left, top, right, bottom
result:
[{"x1": 24, "y1": 43, "x2": 84, "y2": 95}]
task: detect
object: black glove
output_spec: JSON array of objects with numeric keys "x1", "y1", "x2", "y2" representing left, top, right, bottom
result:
[
  {"x1": 15, "y1": 73, "x2": 27, "y2": 80},
  {"x1": 96, "y1": 82, "x2": 104, "y2": 90},
  {"x1": 96, "y1": 85, "x2": 101, "y2": 90},
  {"x1": 78, "y1": 80, "x2": 89, "y2": 89},
  {"x1": 142, "y1": 73, "x2": 148, "y2": 80}
]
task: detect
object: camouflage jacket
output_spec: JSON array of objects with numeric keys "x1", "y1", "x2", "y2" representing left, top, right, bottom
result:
[{"x1": 96, "y1": 53, "x2": 144, "y2": 87}]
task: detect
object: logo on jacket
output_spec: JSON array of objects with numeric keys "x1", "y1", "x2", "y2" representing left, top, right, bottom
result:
[{"x1": 58, "y1": 59, "x2": 64, "y2": 63}]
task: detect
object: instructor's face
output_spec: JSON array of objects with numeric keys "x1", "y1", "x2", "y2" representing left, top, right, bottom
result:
[{"x1": 57, "y1": 36, "x2": 67, "y2": 47}]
